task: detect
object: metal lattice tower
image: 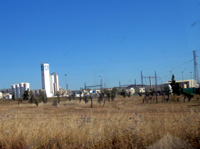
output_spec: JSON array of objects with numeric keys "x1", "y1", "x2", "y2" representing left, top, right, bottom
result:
[{"x1": 193, "y1": 50, "x2": 199, "y2": 83}]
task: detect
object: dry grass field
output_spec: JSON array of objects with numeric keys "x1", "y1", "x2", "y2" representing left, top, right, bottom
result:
[{"x1": 0, "y1": 96, "x2": 199, "y2": 149}]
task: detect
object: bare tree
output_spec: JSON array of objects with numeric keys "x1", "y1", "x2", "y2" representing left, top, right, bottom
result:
[
  {"x1": 56, "y1": 91, "x2": 61, "y2": 104},
  {"x1": 90, "y1": 93, "x2": 93, "y2": 108}
]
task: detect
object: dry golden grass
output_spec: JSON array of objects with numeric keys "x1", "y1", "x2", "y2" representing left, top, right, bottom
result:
[{"x1": 0, "y1": 96, "x2": 199, "y2": 148}]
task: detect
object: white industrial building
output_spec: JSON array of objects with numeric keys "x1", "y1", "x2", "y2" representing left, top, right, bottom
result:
[
  {"x1": 0, "y1": 92, "x2": 3, "y2": 99},
  {"x1": 41, "y1": 63, "x2": 59, "y2": 97},
  {"x1": 165, "y1": 79, "x2": 199, "y2": 88},
  {"x1": 11, "y1": 83, "x2": 30, "y2": 99},
  {"x1": 31, "y1": 89, "x2": 46, "y2": 97}
]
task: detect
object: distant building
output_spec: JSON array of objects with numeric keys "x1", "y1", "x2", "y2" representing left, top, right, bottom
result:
[
  {"x1": 59, "y1": 89, "x2": 71, "y2": 97},
  {"x1": 0, "y1": 92, "x2": 3, "y2": 99},
  {"x1": 41, "y1": 63, "x2": 59, "y2": 97},
  {"x1": 165, "y1": 79, "x2": 199, "y2": 88},
  {"x1": 31, "y1": 89, "x2": 46, "y2": 97},
  {"x1": 3, "y1": 93, "x2": 12, "y2": 99}
]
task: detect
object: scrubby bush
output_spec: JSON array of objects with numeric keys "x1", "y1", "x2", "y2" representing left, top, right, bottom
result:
[
  {"x1": 23, "y1": 89, "x2": 30, "y2": 100},
  {"x1": 111, "y1": 87, "x2": 117, "y2": 101},
  {"x1": 39, "y1": 90, "x2": 47, "y2": 104},
  {"x1": 56, "y1": 91, "x2": 61, "y2": 104},
  {"x1": 120, "y1": 89, "x2": 127, "y2": 98},
  {"x1": 52, "y1": 98, "x2": 58, "y2": 107},
  {"x1": 183, "y1": 91, "x2": 194, "y2": 102}
]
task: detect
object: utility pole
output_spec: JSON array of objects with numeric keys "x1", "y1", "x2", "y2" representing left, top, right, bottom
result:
[
  {"x1": 135, "y1": 79, "x2": 136, "y2": 87},
  {"x1": 190, "y1": 72, "x2": 193, "y2": 87},
  {"x1": 99, "y1": 76, "x2": 103, "y2": 90},
  {"x1": 193, "y1": 50, "x2": 199, "y2": 83},
  {"x1": 65, "y1": 74, "x2": 68, "y2": 90},
  {"x1": 142, "y1": 72, "x2": 159, "y2": 98},
  {"x1": 101, "y1": 79, "x2": 103, "y2": 89},
  {"x1": 155, "y1": 71, "x2": 158, "y2": 104},
  {"x1": 84, "y1": 82, "x2": 86, "y2": 90},
  {"x1": 149, "y1": 76, "x2": 152, "y2": 89},
  {"x1": 119, "y1": 81, "x2": 121, "y2": 89},
  {"x1": 182, "y1": 71, "x2": 184, "y2": 80}
]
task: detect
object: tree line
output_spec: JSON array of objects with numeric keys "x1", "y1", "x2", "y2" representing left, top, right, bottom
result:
[{"x1": 12, "y1": 87, "x2": 133, "y2": 108}]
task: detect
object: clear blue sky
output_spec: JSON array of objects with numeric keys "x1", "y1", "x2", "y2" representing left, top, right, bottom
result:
[{"x1": 0, "y1": 0, "x2": 200, "y2": 90}]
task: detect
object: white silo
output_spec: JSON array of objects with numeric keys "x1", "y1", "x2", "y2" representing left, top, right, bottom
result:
[
  {"x1": 11, "y1": 85, "x2": 16, "y2": 98},
  {"x1": 24, "y1": 83, "x2": 30, "y2": 91},
  {"x1": 15, "y1": 84, "x2": 20, "y2": 99},
  {"x1": 20, "y1": 83, "x2": 24, "y2": 98}
]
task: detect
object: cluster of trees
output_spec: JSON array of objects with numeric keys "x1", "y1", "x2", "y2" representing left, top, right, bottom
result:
[
  {"x1": 13, "y1": 90, "x2": 48, "y2": 107},
  {"x1": 142, "y1": 89, "x2": 158, "y2": 104},
  {"x1": 29, "y1": 90, "x2": 48, "y2": 106},
  {"x1": 120, "y1": 88, "x2": 131, "y2": 98},
  {"x1": 78, "y1": 87, "x2": 118, "y2": 108}
]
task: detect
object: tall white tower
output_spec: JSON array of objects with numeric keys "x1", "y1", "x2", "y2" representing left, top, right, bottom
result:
[
  {"x1": 50, "y1": 72, "x2": 59, "y2": 95},
  {"x1": 41, "y1": 63, "x2": 52, "y2": 97}
]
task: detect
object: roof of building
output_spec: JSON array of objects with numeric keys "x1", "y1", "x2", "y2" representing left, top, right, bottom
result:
[{"x1": 166, "y1": 79, "x2": 196, "y2": 84}]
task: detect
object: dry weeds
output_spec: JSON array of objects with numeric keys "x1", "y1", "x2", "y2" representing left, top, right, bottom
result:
[{"x1": 0, "y1": 96, "x2": 199, "y2": 148}]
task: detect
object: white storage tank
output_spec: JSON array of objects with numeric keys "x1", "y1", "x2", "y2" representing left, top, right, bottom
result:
[
  {"x1": 129, "y1": 88, "x2": 135, "y2": 95},
  {"x1": 15, "y1": 84, "x2": 20, "y2": 99},
  {"x1": 20, "y1": 83, "x2": 24, "y2": 98},
  {"x1": 24, "y1": 83, "x2": 30, "y2": 92},
  {"x1": 11, "y1": 84, "x2": 16, "y2": 98}
]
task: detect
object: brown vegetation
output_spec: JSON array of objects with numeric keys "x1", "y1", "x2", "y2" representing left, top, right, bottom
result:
[{"x1": 0, "y1": 96, "x2": 199, "y2": 148}]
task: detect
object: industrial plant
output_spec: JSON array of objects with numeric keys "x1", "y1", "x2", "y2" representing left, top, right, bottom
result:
[{"x1": 8, "y1": 63, "x2": 59, "y2": 99}]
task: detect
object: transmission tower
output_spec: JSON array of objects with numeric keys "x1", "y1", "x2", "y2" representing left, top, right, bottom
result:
[{"x1": 193, "y1": 50, "x2": 199, "y2": 83}]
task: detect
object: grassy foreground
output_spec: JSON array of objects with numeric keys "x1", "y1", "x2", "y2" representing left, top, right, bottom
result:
[{"x1": 0, "y1": 96, "x2": 199, "y2": 148}]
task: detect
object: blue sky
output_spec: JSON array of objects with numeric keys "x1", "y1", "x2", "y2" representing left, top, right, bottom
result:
[{"x1": 0, "y1": 0, "x2": 200, "y2": 90}]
